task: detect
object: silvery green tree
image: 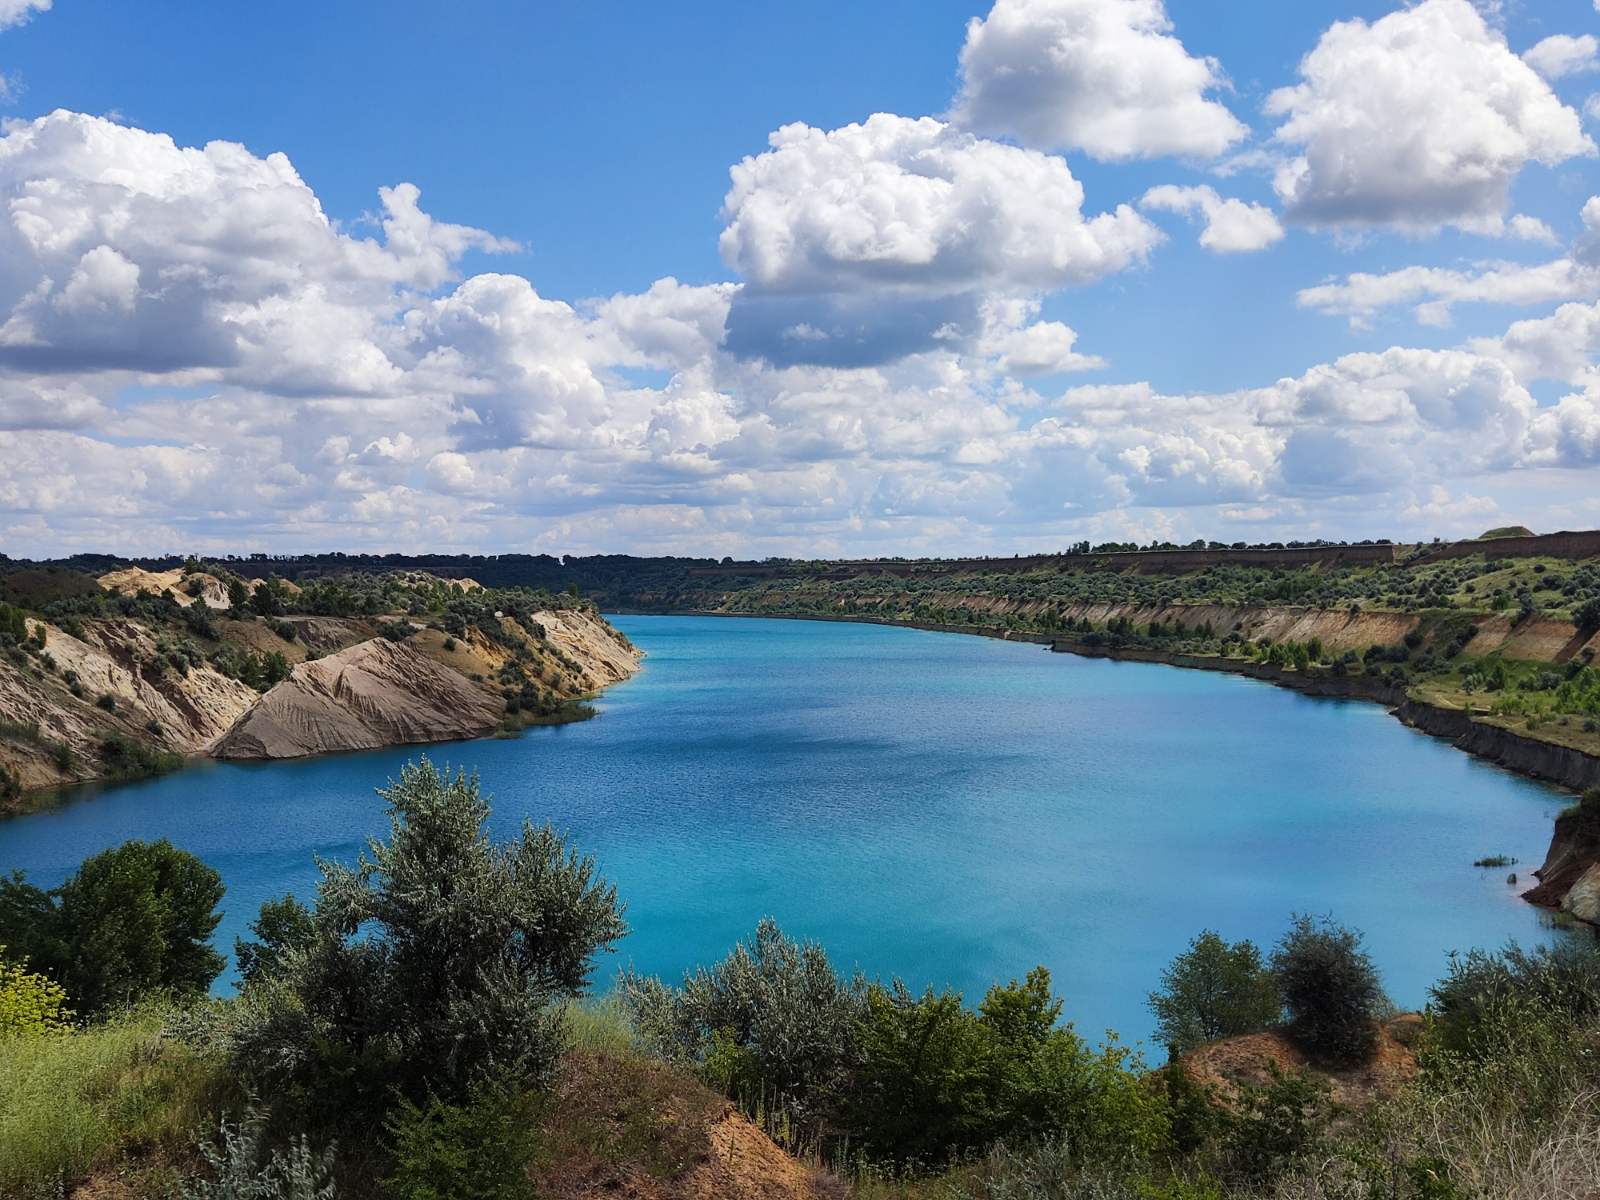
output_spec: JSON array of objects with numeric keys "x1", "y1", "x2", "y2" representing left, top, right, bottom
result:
[
  {"x1": 232, "y1": 758, "x2": 626, "y2": 1123},
  {"x1": 620, "y1": 918, "x2": 866, "y2": 1128}
]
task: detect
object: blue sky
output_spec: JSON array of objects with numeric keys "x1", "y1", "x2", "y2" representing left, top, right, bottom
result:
[{"x1": 2, "y1": 0, "x2": 1600, "y2": 557}]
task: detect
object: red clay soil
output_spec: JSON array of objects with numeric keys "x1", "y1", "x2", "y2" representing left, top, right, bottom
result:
[
  {"x1": 1181, "y1": 1014, "x2": 1424, "y2": 1111},
  {"x1": 534, "y1": 1050, "x2": 843, "y2": 1200}
]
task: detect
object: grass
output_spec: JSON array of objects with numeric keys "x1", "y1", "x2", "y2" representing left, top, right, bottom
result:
[
  {"x1": 565, "y1": 993, "x2": 637, "y2": 1056},
  {"x1": 0, "y1": 1003, "x2": 230, "y2": 1198}
]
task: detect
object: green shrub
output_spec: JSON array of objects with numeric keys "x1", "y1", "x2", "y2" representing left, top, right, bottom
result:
[
  {"x1": 0, "y1": 945, "x2": 72, "y2": 1037},
  {"x1": 1216, "y1": 1065, "x2": 1335, "y2": 1187},
  {"x1": 1270, "y1": 915, "x2": 1385, "y2": 1068},
  {"x1": 233, "y1": 894, "x2": 314, "y2": 989},
  {"x1": 848, "y1": 968, "x2": 1164, "y2": 1168},
  {"x1": 381, "y1": 1077, "x2": 541, "y2": 1200},
  {"x1": 0, "y1": 840, "x2": 224, "y2": 1016},
  {"x1": 621, "y1": 918, "x2": 866, "y2": 1132},
  {"x1": 1428, "y1": 939, "x2": 1600, "y2": 1060},
  {"x1": 1147, "y1": 931, "x2": 1281, "y2": 1054},
  {"x1": 229, "y1": 758, "x2": 626, "y2": 1127},
  {"x1": 177, "y1": 1111, "x2": 335, "y2": 1200},
  {"x1": 97, "y1": 733, "x2": 183, "y2": 782}
]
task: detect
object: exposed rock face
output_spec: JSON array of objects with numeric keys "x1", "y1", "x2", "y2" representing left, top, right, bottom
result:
[
  {"x1": 0, "y1": 618, "x2": 260, "y2": 796},
  {"x1": 98, "y1": 567, "x2": 233, "y2": 608},
  {"x1": 211, "y1": 638, "x2": 504, "y2": 760},
  {"x1": 1395, "y1": 700, "x2": 1600, "y2": 792},
  {"x1": 1525, "y1": 806, "x2": 1600, "y2": 924},
  {"x1": 1563, "y1": 863, "x2": 1600, "y2": 924},
  {"x1": 536, "y1": 609, "x2": 641, "y2": 690}
]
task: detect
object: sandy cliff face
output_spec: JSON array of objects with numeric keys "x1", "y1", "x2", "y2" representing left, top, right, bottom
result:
[
  {"x1": 98, "y1": 567, "x2": 233, "y2": 608},
  {"x1": 536, "y1": 609, "x2": 640, "y2": 690},
  {"x1": 0, "y1": 618, "x2": 260, "y2": 794},
  {"x1": 209, "y1": 608, "x2": 642, "y2": 761},
  {"x1": 210, "y1": 638, "x2": 505, "y2": 759},
  {"x1": 1, "y1": 604, "x2": 642, "y2": 798}
]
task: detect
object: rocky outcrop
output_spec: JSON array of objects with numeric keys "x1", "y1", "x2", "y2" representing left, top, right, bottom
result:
[
  {"x1": 1562, "y1": 864, "x2": 1600, "y2": 924},
  {"x1": 0, "y1": 618, "x2": 260, "y2": 796},
  {"x1": 1524, "y1": 805, "x2": 1600, "y2": 923},
  {"x1": 210, "y1": 638, "x2": 505, "y2": 760},
  {"x1": 98, "y1": 567, "x2": 232, "y2": 608},
  {"x1": 1, "y1": 602, "x2": 642, "y2": 804},
  {"x1": 535, "y1": 608, "x2": 641, "y2": 690}
]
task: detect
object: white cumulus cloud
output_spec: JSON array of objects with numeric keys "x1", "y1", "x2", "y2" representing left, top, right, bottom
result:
[
  {"x1": 1523, "y1": 33, "x2": 1599, "y2": 81},
  {"x1": 951, "y1": 0, "x2": 1246, "y2": 160},
  {"x1": 717, "y1": 113, "x2": 1159, "y2": 366},
  {"x1": 1140, "y1": 184, "x2": 1285, "y2": 253},
  {"x1": 1267, "y1": 0, "x2": 1592, "y2": 234}
]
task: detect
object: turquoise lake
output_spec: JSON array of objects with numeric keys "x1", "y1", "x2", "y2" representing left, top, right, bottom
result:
[{"x1": 0, "y1": 614, "x2": 1571, "y2": 1046}]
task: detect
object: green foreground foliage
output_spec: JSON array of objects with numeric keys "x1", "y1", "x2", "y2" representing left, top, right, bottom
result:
[
  {"x1": 0, "y1": 839, "x2": 224, "y2": 1016},
  {"x1": 0, "y1": 757, "x2": 1596, "y2": 1200},
  {"x1": 225, "y1": 759, "x2": 628, "y2": 1128}
]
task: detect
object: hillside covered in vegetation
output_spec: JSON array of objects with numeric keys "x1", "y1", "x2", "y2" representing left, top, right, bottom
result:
[{"x1": 0, "y1": 562, "x2": 639, "y2": 808}]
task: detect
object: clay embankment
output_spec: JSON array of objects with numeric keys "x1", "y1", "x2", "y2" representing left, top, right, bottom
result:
[
  {"x1": 1, "y1": 605, "x2": 643, "y2": 800},
  {"x1": 1182, "y1": 1015, "x2": 1425, "y2": 1113},
  {"x1": 209, "y1": 638, "x2": 505, "y2": 759},
  {"x1": 211, "y1": 607, "x2": 642, "y2": 761}
]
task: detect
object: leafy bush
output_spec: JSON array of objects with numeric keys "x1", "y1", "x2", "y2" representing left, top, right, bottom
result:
[
  {"x1": 621, "y1": 918, "x2": 866, "y2": 1130},
  {"x1": 97, "y1": 733, "x2": 183, "y2": 782},
  {"x1": 0, "y1": 840, "x2": 224, "y2": 1016},
  {"x1": 1428, "y1": 939, "x2": 1600, "y2": 1060},
  {"x1": 233, "y1": 894, "x2": 314, "y2": 989},
  {"x1": 1147, "y1": 931, "x2": 1281, "y2": 1054},
  {"x1": 178, "y1": 1111, "x2": 335, "y2": 1200},
  {"x1": 230, "y1": 759, "x2": 626, "y2": 1126},
  {"x1": 1215, "y1": 1065, "x2": 1334, "y2": 1187},
  {"x1": 0, "y1": 944, "x2": 72, "y2": 1037},
  {"x1": 381, "y1": 1077, "x2": 541, "y2": 1200},
  {"x1": 848, "y1": 968, "x2": 1164, "y2": 1168},
  {"x1": 1270, "y1": 915, "x2": 1385, "y2": 1068}
]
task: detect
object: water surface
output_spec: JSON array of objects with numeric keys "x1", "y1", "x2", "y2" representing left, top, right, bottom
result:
[{"x1": 0, "y1": 615, "x2": 1568, "y2": 1045}]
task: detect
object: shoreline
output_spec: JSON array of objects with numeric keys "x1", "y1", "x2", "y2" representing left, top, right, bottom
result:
[
  {"x1": 614, "y1": 607, "x2": 1600, "y2": 922},
  {"x1": 618, "y1": 607, "x2": 1599, "y2": 792}
]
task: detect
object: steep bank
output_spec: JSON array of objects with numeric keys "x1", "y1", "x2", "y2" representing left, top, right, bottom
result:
[
  {"x1": 209, "y1": 638, "x2": 506, "y2": 759},
  {"x1": 0, "y1": 593, "x2": 642, "y2": 807}
]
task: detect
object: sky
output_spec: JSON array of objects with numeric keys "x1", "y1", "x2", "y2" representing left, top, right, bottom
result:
[{"x1": 2, "y1": 0, "x2": 1600, "y2": 559}]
